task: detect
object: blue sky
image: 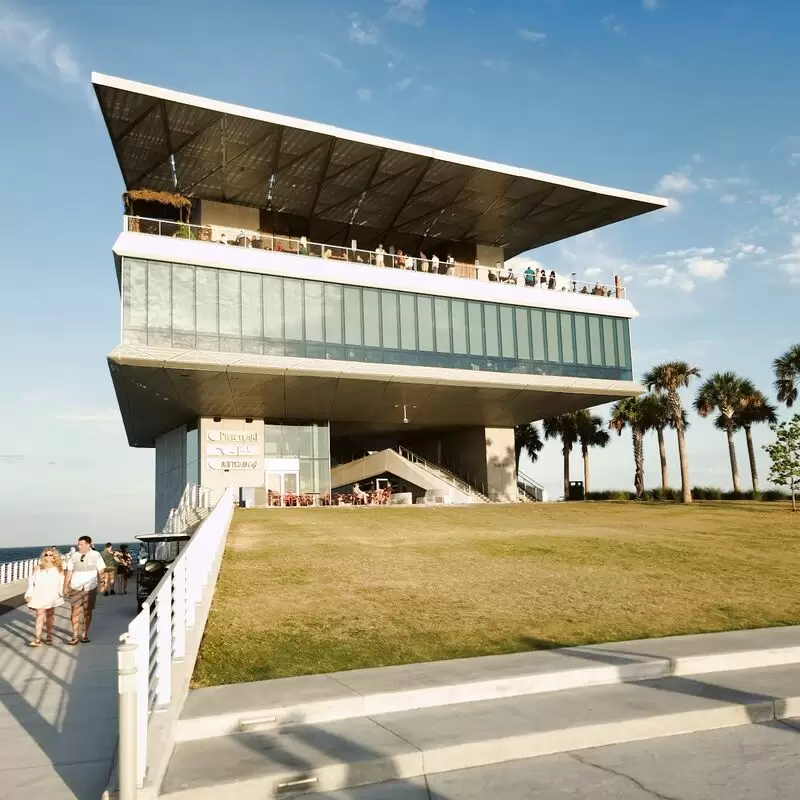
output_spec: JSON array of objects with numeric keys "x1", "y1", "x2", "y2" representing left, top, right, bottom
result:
[{"x1": 1, "y1": 0, "x2": 798, "y2": 545}]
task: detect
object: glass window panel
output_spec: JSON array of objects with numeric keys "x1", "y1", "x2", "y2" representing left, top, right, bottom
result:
[
  {"x1": 147, "y1": 261, "x2": 171, "y2": 330},
  {"x1": 515, "y1": 308, "x2": 530, "y2": 360},
  {"x1": 218, "y1": 271, "x2": 241, "y2": 337},
  {"x1": 264, "y1": 424, "x2": 281, "y2": 457},
  {"x1": 588, "y1": 316, "x2": 603, "y2": 365},
  {"x1": 616, "y1": 317, "x2": 630, "y2": 368},
  {"x1": 282, "y1": 425, "x2": 299, "y2": 457},
  {"x1": 316, "y1": 458, "x2": 331, "y2": 493},
  {"x1": 324, "y1": 284, "x2": 343, "y2": 344},
  {"x1": 123, "y1": 259, "x2": 147, "y2": 330},
  {"x1": 603, "y1": 317, "x2": 617, "y2": 366},
  {"x1": 300, "y1": 460, "x2": 315, "y2": 493},
  {"x1": 417, "y1": 295, "x2": 434, "y2": 351},
  {"x1": 263, "y1": 276, "x2": 283, "y2": 339},
  {"x1": 560, "y1": 313, "x2": 575, "y2": 363},
  {"x1": 467, "y1": 302, "x2": 484, "y2": 356},
  {"x1": 344, "y1": 287, "x2": 362, "y2": 345},
  {"x1": 545, "y1": 311, "x2": 560, "y2": 362},
  {"x1": 575, "y1": 314, "x2": 589, "y2": 364},
  {"x1": 434, "y1": 297, "x2": 451, "y2": 353},
  {"x1": 298, "y1": 425, "x2": 314, "y2": 458},
  {"x1": 484, "y1": 304, "x2": 499, "y2": 357},
  {"x1": 500, "y1": 306, "x2": 516, "y2": 359},
  {"x1": 241, "y1": 273, "x2": 262, "y2": 338},
  {"x1": 363, "y1": 288, "x2": 381, "y2": 347},
  {"x1": 314, "y1": 423, "x2": 330, "y2": 460},
  {"x1": 284, "y1": 279, "x2": 303, "y2": 340},
  {"x1": 304, "y1": 281, "x2": 324, "y2": 342},
  {"x1": 530, "y1": 309, "x2": 545, "y2": 361},
  {"x1": 382, "y1": 291, "x2": 399, "y2": 349},
  {"x1": 451, "y1": 300, "x2": 468, "y2": 354},
  {"x1": 399, "y1": 294, "x2": 417, "y2": 350}
]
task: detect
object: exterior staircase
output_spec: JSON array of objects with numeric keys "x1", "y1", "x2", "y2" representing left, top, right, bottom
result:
[
  {"x1": 517, "y1": 469, "x2": 546, "y2": 502},
  {"x1": 330, "y1": 447, "x2": 491, "y2": 504}
]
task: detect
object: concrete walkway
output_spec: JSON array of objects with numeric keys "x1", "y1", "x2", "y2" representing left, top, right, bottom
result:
[{"x1": 0, "y1": 590, "x2": 134, "y2": 800}]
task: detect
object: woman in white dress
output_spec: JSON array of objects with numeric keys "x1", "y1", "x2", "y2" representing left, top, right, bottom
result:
[{"x1": 24, "y1": 547, "x2": 65, "y2": 646}]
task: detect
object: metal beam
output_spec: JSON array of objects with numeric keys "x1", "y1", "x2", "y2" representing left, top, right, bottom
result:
[
  {"x1": 456, "y1": 184, "x2": 554, "y2": 242},
  {"x1": 452, "y1": 175, "x2": 517, "y2": 240},
  {"x1": 377, "y1": 156, "x2": 434, "y2": 239},
  {"x1": 113, "y1": 99, "x2": 161, "y2": 145},
  {"x1": 533, "y1": 198, "x2": 633, "y2": 248},
  {"x1": 344, "y1": 148, "x2": 388, "y2": 242},
  {"x1": 408, "y1": 168, "x2": 478, "y2": 250},
  {"x1": 506, "y1": 194, "x2": 592, "y2": 249},
  {"x1": 306, "y1": 137, "x2": 338, "y2": 221},
  {"x1": 128, "y1": 113, "x2": 223, "y2": 187}
]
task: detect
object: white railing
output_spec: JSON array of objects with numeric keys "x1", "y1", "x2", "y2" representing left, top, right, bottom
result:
[
  {"x1": 162, "y1": 484, "x2": 215, "y2": 534},
  {"x1": 124, "y1": 485, "x2": 235, "y2": 788},
  {"x1": 518, "y1": 469, "x2": 546, "y2": 502},
  {"x1": 0, "y1": 559, "x2": 37, "y2": 585},
  {"x1": 123, "y1": 214, "x2": 626, "y2": 300},
  {"x1": 396, "y1": 446, "x2": 489, "y2": 502}
]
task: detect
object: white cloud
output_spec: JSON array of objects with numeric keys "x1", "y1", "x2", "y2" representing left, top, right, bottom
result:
[
  {"x1": 518, "y1": 28, "x2": 546, "y2": 43},
  {"x1": 686, "y1": 257, "x2": 727, "y2": 280},
  {"x1": 356, "y1": 88, "x2": 372, "y2": 103},
  {"x1": 736, "y1": 243, "x2": 767, "y2": 256},
  {"x1": 720, "y1": 194, "x2": 738, "y2": 204},
  {"x1": 0, "y1": 4, "x2": 81, "y2": 85},
  {"x1": 789, "y1": 153, "x2": 800, "y2": 166},
  {"x1": 760, "y1": 193, "x2": 782, "y2": 207},
  {"x1": 643, "y1": 0, "x2": 660, "y2": 8},
  {"x1": 386, "y1": 0, "x2": 428, "y2": 25},
  {"x1": 777, "y1": 234, "x2": 800, "y2": 283},
  {"x1": 393, "y1": 76, "x2": 414, "y2": 92},
  {"x1": 505, "y1": 255, "x2": 545, "y2": 273},
  {"x1": 320, "y1": 52, "x2": 345, "y2": 70},
  {"x1": 659, "y1": 197, "x2": 683, "y2": 216},
  {"x1": 663, "y1": 247, "x2": 715, "y2": 258},
  {"x1": 602, "y1": 15, "x2": 625, "y2": 35},
  {"x1": 656, "y1": 171, "x2": 697, "y2": 194},
  {"x1": 645, "y1": 267, "x2": 695, "y2": 292},
  {"x1": 774, "y1": 194, "x2": 800, "y2": 225},
  {"x1": 349, "y1": 14, "x2": 379, "y2": 45},
  {"x1": 481, "y1": 59, "x2": 509, "y2": 72},
  {"x1": 584, "y1": 267, "x2": 603, "y2": 277}
]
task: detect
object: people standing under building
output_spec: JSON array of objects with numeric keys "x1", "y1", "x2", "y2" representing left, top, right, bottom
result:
[
  {"x1": 548, "y1": 270, "x2": 557, "y2": 290},
  {"x1": 524, "y1": 265, "x2": 535, "y2": 286},
  {"x1": 404, "y1": 251, "x2": 415, "y2": 270},
  {"x1": 375, "y1": 244, "x2": 385, "y2": 267},
  {"x1": 539, "y1": 269, "x2": 548, "y2": 288},
  {"x1": 115, "y1": 544, "x2": 133, "y2": 595},
  {"x1": 64, "y1": 536, "x2": 106, "y2": 645},
  {"x1": 431, "y1": 253, "x2": 440, "y2": 274},
  {"x1": 25, "y1": 548, "x2": 64, "y2": 646},
  {"x1": 101, "y1": 543, "x2": 117, "y2": 596}
]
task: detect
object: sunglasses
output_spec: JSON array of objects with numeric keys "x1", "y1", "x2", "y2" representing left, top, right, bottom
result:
[
  {"x1": 80, "y1": 554, "x2": 86, "y2": 562},
  {"x1": 44, "y1": 553, "x2": 55, "y2": 558}
]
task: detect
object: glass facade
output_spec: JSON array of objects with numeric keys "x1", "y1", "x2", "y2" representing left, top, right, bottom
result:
[
  {"x1": 264, "y1": 422, "x2": 330, "y2": 494},
  {"x1": 122, "y1": 258, "x2": 633, "y2": 381}
]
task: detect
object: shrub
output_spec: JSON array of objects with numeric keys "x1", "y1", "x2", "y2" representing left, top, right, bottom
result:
[
  {"x1": 692, "y1": 486, "x2": 722, "y2": 500},
  {"x1": 650, "y1": 487, "x2": 681, "y2": 501},
  {"x1": 761, "y1": 489, "x2": 790, "y2": 502}
]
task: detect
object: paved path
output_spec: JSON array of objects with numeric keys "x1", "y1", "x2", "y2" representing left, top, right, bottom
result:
[
  {"x1": 0, "y1": 591, "x2": 134, "y2": 800},
  {"x1": 0, "y1": 580, "x2": 27, "y2": 613},
  {"x1": 326, "y1": 718, "x2": 800, "y2": 799}
]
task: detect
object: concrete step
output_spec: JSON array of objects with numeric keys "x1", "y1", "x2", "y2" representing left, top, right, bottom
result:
[
  {"x1": 176, "y1": 626, "x2": 800, "y2": 742},
  {"x1": 159, "y1": 662, "x2": 800, "y2": 799}
]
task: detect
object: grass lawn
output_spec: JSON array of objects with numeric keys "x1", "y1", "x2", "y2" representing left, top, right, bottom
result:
[{"x1": 193, "y1": 501, "x2": 800, "y2": 688}]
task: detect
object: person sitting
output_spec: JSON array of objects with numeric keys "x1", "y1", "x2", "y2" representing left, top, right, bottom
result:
[
  {"x1": 524, "y1": 266, "x2": 536, "y2": 286},
  {"x1": 353, "y1": 482, "x2": 368, "y2": 505},
  {"x1": 323, "y1": 248, "x2": 332, "y2": 259},
  {"x1": 219, "y1": 233, "x2": 228, "y2": 245},
  {"x1": 488, "y1": 269, "x2": 499, "y2": 282},
  {"x1": 580, "y1": 285, "x2": 589, "y2": 294},
  {"x1": 592, "y1": 283, "x2": 604, "y2": 296},
  {"x1": 547, "y1": 270, "x2": 557, "y2": 290}
]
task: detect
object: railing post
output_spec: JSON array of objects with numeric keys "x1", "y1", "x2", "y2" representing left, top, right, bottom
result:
[
  {"x1": 154, "y1": 584, "x2": 173, "y2": 708},
  {"x1": 184, "y1": 546, "x2": 196, "y2": 629},
  {"x1": 117, "y1": 635, "x2": 138, "y2": 800},
  {"x1": 134, "y1": 613, "x2": 149, "y2": 786},
  {"x1": 172, "y1": 558, "x2": 186, "y2": 659}
]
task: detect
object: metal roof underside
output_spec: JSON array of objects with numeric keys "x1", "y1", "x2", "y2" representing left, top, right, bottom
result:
[{"x1": 93, "y1": 74, "x2": 667, "y2": 259}]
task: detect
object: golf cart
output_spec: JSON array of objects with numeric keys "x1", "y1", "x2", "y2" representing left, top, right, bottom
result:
[{"x1": 134, "y1": 531, "x2": 192, "y2": 613}]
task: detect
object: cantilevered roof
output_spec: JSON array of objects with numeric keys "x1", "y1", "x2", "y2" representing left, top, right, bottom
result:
[{"x1": 93, "y1": 73, "x2": 668, "y2": 258}]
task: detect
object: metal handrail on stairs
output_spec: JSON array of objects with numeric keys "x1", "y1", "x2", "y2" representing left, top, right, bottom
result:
[
  {"x1": 396, "y1": 446, "x2": 490, "y2": 501},
  {"x1": 518, "y1": 469, "x2": 545, "y2": 501}
]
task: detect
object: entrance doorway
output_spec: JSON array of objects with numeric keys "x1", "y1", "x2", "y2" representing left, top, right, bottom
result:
[{"x1": 266, "y1": 471, "x2": 299, "y2": 505}]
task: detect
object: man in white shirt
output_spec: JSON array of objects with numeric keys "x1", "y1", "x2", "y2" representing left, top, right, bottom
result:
[
  {"x1": 63, "y1": 535, "x2": 106, "y2": 644},
  {"x1": 375, "y1": 244, "x2": 385, "y2": 267}
]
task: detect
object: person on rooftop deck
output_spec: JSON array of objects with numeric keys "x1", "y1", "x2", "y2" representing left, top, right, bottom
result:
[
  {"x1": 404, "y1": 252, "x2": 415, "y2": 270},
  {"x1": 524, "y1": 266, "x2": 535, "y2": 286},
  {"x1": 548, "y1": 270, "x2": 557, "y2": 290},
  {"x1": 431, "y1": 253, "x2": 440, "y2": 274},
  {"x1": 539, "y1": 269, "x2": 548, "y2": 288},
  {"x1": 375, "y1": 244, "x2": 385, "y2": 267},
  {"x1": 419, "y1": 251, "x2": 429, "y2": 272},
  {"x1": 446, "y1": 255, "x2": 455, "y2": 276}
]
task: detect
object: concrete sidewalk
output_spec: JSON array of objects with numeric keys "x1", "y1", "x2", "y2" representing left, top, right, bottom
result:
[{"x1": 0, "y1": 591, "x2": 135, "y2": 800}]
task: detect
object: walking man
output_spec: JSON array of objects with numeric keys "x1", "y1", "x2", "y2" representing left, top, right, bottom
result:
[
  {"x1": 63, "y1": 535, "x2": 106, "y2": 645},
  {"x1": 101, "y1": 542, "x2": 117, "y2": 596}
]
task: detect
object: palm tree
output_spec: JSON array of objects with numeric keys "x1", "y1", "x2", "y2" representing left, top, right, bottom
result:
[
  {"x1": 576, "y1": 412, "x2": 610, "y2": 495},
  {"x1": 609, "y1": 397, "x2": 649, "y2": 500},
  {"x1": 642, "y1": 362, "x2": 701, "y2": 504},
  {"x1": 639, "y1": 393, "x2": 689, "y2": 492},
  {"x1": 773, "y1": 344, "x2": 800, "y2": 407},
  {"x1": 694, "y1": 372, "x2": 756, "y2": 495},
  {"x1": 514, "y1": 423, "x2": 543, "y2": 472},
  {"x1": 542, "y1": 413, "x2": 580, "y2": 499},
  {"x1": 714, "y1": 389, "x2": 777, "y2": 493}
]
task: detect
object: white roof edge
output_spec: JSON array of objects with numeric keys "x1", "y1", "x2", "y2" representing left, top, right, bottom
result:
[{"x1": 92, "y1": 72, "x2": 668, "y2": 209}]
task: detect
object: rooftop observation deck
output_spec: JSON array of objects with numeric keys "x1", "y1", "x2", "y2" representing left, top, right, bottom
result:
[{"x1": 124, "y1": 215, "x2": 627, "y2": 300}]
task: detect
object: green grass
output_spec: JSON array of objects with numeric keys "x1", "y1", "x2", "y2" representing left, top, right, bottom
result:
[{"x1": 193, "y1": 501, "x2": 800, "y2": 687}]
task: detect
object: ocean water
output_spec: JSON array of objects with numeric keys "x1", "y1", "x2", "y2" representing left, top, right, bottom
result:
[{"x1": 0, "y1": 544, "x2": 139, "y2": 565}]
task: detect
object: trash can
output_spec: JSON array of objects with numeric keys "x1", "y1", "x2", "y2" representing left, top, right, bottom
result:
[{"x1": 567, "y1": 481, "x2": 585, "y2": 501}]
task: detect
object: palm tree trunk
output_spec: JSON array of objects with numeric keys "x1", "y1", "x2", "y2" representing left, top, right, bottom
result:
[
  {"x1": 676, "y1": 424, "x2": 692, "y2": 503},
  {"x1": 657, "y1": 427, "x2": 668, "y2": 491},
  {"x1": 633, "y1": 429, "x2": 644, "y2": 500},
  {"x1": 726, "y1": 422, "x2": 741, "y2": 494},
  {"x1": 563, "y1": 444, "x2": 570, "y2": 500},
  {"x1": 744, "y1": 425, "x2": 758, "y2": 494},
  {"x1": 582, "y1": 444, "x2": 590, "y2": 496}
]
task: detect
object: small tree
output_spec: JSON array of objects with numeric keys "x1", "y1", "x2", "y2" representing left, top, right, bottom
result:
[{"x1": 763, "y1": 414, "x2": 800, "y2": 512}]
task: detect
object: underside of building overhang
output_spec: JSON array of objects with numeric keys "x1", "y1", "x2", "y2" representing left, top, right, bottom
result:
[
  {"x1": 94, "y1": 74, "x2": 666, "y2": 259},
  {"x1": 108, "y1": 346, "x2": 641, "y2": 447}
]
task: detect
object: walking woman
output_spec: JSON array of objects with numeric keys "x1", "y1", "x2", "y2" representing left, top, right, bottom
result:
[
  {"x1": 115, "y1": 544, "x2": 133, "y2": 595},
  {"x1": 24, "y1": 547, "x2": 65, "y2": 646}
]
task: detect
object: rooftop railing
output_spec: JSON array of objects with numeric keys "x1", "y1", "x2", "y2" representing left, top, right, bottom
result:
[{"x1": 124, "y1": 215, "x2": 626, "y2": 299}]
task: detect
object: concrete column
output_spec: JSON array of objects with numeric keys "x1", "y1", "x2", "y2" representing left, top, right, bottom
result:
[{"x1": 484, "y1": 427, "x2": 517, "y2": 502}]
